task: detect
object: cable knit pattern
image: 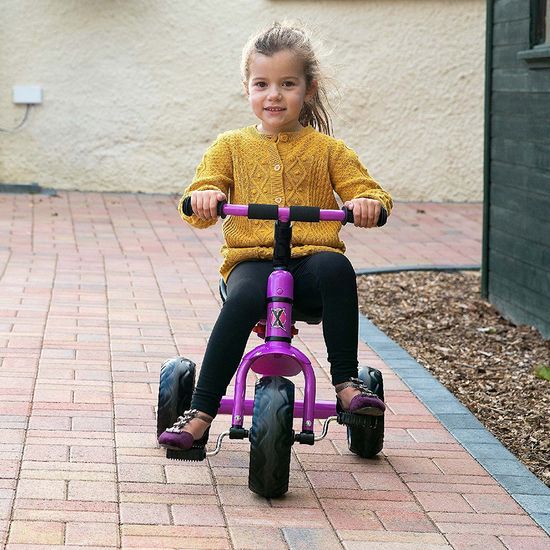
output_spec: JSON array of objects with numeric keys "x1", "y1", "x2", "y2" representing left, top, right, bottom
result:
[{"x1": 179, "y1": 125, "x2": 392, "y2": 281}]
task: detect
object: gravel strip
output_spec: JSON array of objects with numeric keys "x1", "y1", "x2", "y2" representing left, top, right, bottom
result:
[{"x1": 357, "y1": 270, "x2": 550, "y2": 486}]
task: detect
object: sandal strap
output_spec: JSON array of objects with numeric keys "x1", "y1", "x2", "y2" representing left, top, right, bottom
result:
[
  {"x1": 335, "y1": 377, "x2": 377, "y2": 397},
  {"x1": 166, "y1": 409, "x2": 212, "y2": 433}
]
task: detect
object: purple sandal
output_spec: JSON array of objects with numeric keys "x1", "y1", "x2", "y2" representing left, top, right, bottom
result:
[
  {"x1": 336, "y1": 377, "x2": 385, "y2": 416},
  {"x1": 158, "y1": 409, "x2": 212, "y2": 451}
]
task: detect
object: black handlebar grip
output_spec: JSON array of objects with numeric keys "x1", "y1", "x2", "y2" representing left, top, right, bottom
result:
[
  {"x1": 182, "y1": 196, "x2": 193, "y2": 216},
  {"x1": 181, "y1": 197, "x2": 227, "y2": 219},
  {"x1": 377, "y1": 207, "x2": 388, "y2": 227},
  {"x1": 341, "y1": 206, "x2": 388, "y2": 227},
  {"x1": 217, "y1": 200, "x2": 227, "y2": 219}
]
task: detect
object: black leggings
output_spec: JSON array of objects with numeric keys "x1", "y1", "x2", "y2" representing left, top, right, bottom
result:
[{"x1": 190, "y1": 252, "x2": 359, "y2": 417}]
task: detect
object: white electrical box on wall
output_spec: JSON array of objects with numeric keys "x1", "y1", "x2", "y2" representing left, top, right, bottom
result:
[{"x1": 12, "y1": 85, "x2": 43, "y2": 104}]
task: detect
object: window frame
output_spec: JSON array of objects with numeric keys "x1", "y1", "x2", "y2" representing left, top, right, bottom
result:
[{"x1": 517, "y1": 0, "x2": 550, "y2": 68}]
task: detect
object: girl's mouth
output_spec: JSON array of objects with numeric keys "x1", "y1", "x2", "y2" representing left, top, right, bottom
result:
[{"x1": 264, "y1": 107, "x2": 285, "y2": 112}]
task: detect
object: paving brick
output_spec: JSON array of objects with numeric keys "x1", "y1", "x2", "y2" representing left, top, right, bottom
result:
[
  {"x1": 164, "y1": 464, "x2": 212, "y2": 485},
  {"x1": 306, "y1": 470, "x2": 361, "y2": 490},
  {"x1": 433, "y1": 457, "x2": 489, "y2": 476},
  {"x1": 72, "y1": 416, "x2": 113, "y2": 432},
  {"x1": 65, "y1": 521, "x2": 120, "y2": 546},
  {"x1": 282, "y1": 527, "x2": 342, "y2": 549},
  {"x1": 15, "y1": 478, "x2": 66, "y2": 500},
  {"x1": 224, "y1": 506, "x2": 330, "y2": 528},
  {"x1": 435, "y1": 522, "x2": 544, "y2": 536},
  {"x1": 338, "y1": 529, "x2": 449, "y2": 546},
  {"x1": 415, "y1": 492, "x2": 475, "y2": 513},
  {"x1": 67, "y1": 480, "x2": 117, "y2": 502},
  {"x1": 119, "y1": 502, "x2": 171, "y2": 525},
  {"x1": 229, "y1": 525, "x2": 287, "y2": 549},
  {"x1": 172, "y1": 504, "x2": 226, "y2": 526},
  {"x1": 499, "y1": 535, "x2": 550, "y2": 549},
  {"x1": 8, "y1": 519, "x2": 64, "y2": 544},
  {"x1": 70, "y1": 444, "x2": 115, "y2": 463},
  {"x1": 445, "y1": 533, "x2": 507, "y2": 549},
  {"x1": 353, "y1": 472, "x2": 409, "y2": 492},
  {"x1": 122, "y1": 535, "x2": 230, "y2": 549},
  {"x1": 323, "y1": 504, "x2": 383, "y2": 531},
  {"x1": 429, "y1": 511, "x2": 534, "y2": 526},
  {"x1": 386, "y1": 456, "x2": 442, "y2": 474},
  {"x1": 463, "y1": 492, "x2": 526, "y2": 514},
  {"x1": 216, "y1": 484, "x2": 272, "y2": 508},
  {"x1": 117, "y1": 462, "x2": 164, "y2": 483}
]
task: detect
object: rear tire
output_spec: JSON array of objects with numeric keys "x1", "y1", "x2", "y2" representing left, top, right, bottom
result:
[
  {"x1": 248, "y1": 376, "x2": 295, "y2": 498},
  {"x1": 347, "y1": 367, "x2": 385, "y2": 458},
  {"x1": 157, "y1": 357, "x2": 196, "y2": 438}
]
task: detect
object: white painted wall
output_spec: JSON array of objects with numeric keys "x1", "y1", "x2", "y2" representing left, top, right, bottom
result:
[{"x1": 0, "y1": 0, "x2": 485, "y2": 201}]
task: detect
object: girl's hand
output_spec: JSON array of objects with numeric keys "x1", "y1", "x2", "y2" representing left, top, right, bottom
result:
[
  {"x1": 344, "y1": 198, "x2": 381, "y2": 228},
  {"x1": 191, "y1": 190, "x2": 227, "y2": 220}
]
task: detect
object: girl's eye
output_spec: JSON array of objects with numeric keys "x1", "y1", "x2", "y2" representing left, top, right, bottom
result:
[
  {"x1": 254, "y1": 82, "x2": 267, "y2": 88},
  {"x1": 283, "y1": 81, "x2": 296, "y2": 87}
]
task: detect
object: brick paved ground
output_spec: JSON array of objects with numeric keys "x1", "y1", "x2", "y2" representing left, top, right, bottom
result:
[{"x1": 0, "y1": 191, "x2": 548, "y2": 549}]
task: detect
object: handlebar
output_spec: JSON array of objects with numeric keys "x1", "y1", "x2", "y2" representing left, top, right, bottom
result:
[{"x1": 182, "y1": 198, "x2": 387, "y2": 227}]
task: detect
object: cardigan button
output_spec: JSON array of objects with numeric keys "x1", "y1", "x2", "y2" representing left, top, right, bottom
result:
[
  {"x1": 275, "y1": 197, "x2": 282, "y2": 203},
  {"x1": 279, "y1": 135, "x2": 288, "y2": 142},
  {"x1": 274, "y1": 164, "x2": 281, "y2": 171}
]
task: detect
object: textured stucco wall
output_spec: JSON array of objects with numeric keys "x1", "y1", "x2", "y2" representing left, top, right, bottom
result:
[{"x1": 0, "y1": 0, "x2": 485, "y2": 201}]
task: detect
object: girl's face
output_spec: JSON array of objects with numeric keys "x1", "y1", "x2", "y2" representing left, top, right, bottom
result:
[{"x1": 245, "y1": 49, "x2": 316, "y2": 135}]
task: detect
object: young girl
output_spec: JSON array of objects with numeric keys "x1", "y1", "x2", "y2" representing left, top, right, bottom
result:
[{"x1": 159, "y1": 21, "x2": 393, "y2": 451}]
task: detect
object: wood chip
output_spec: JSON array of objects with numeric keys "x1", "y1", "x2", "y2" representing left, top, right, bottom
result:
[{"x1": 357, "y1": 270, "x2": 550, "y2": 486}]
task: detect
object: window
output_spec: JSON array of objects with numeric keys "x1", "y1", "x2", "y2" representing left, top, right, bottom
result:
[
  {"x1": 518, "y1": 0, "x2": 550, "y2": 68},
  {"x1": 532, "y1": 0, "x2": 548, "y2": 45}
]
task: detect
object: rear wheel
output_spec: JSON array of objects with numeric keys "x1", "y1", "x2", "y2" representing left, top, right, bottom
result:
[
  {"x1": 347, "y1": 367, "x2": 385, "y2": 458},
  {"x1": 248, "y1": 376, "x2": 295, "y2": 498},
  {"x1": 157, "y1": 357, "x2": 196, "y2": 438}
]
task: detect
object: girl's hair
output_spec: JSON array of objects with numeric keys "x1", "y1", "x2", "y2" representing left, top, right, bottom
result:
[{"x1": 241, "y1": 21, "x2": 334, "y2": 136}]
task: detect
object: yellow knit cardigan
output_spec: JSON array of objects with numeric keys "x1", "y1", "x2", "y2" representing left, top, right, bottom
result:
[{"x1": 179, "y1": 125, "x2": 392, "y2": 281}]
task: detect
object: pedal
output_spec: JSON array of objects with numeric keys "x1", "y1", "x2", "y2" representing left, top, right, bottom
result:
[
  {"x1": 166, "y1": 447, "x2": 206, "y2": 461},
  {"x1": 337, "y1": 411, "x2": 382, "y2": 428}
]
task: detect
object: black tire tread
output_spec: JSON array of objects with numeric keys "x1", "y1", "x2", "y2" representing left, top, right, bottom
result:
[
  {"x1": 248, "y1": 376, "x2": 295, "y2": 498},
  {"x1": 156, "y1": 357, "x2": 196, "y2": 437},
  {"x1": 347, "y1": 367, "x2": 385, "y2": 458}
]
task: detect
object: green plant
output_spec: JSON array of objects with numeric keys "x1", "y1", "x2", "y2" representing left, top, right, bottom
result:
[{"x1": 534, "y1": 364, "x2": 550, "y2": 381}]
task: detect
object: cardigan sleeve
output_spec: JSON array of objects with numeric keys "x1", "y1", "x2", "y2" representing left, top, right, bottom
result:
[
  {"x1": 178, "y1": 134, "x2": 234, "y2": 228},
  {"x1": 328, "y1": 139, "x2": 393, "y2": 215}
]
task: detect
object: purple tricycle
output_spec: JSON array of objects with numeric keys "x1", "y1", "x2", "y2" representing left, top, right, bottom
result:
[{"x1": 157, "y1": 201, "x2": 386, "y2": 498}]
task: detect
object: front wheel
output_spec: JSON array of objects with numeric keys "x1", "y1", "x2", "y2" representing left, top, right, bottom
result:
[
  {"x1": 157, "y1": 357, "x2": 196, "y2": 437},
  {"x1": 347, "y1": 367, "x2": 385, "y2": 458},
  {"x1": 248, "y1": 376, "x2": 295, "y2": 498}
]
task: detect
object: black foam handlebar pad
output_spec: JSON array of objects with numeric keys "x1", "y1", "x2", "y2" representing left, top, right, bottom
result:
[
  {"x1": 289, "y1": 206, "x2": 321, "y2": 222},
  {"x1": 248, "y1": 204, "x2": 279, "y2": 220}
]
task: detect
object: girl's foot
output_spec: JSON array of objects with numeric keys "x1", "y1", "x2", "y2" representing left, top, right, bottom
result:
[
  {"x1": 335, "y1": 378, "x2": 385, "y2": 416},
  {"x1": 158, "y1": 409, "x2": 213, "y2": 450}
]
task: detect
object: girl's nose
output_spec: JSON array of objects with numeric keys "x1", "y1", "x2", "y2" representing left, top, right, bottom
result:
[{"x1": 267, "y1": 87, "x2": 282, "y2": 100}]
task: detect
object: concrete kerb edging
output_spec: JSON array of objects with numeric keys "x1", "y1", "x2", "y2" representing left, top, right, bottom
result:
[{"x1": 356, "y1": 267, "x2": 550, "y2": 536}]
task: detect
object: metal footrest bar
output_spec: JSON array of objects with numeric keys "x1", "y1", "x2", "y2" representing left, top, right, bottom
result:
[
  {"x1": 205, "y1": 430, "x2": 231, "y2": 457},
  {"x1": 314, "y1": 416, "x2": 338, "y2": 441}
]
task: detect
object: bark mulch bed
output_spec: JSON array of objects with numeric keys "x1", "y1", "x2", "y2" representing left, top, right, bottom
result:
[{"x1": 357, "y1": 270, "x2": 550, "y2": 486}]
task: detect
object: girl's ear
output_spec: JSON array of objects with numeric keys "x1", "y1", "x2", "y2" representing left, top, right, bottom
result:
[
  {"x1": 242, "y1": 81, "x2": 249, "y2": 97},
  {"x1": 305, "y1": 79, "x2": 318, "y2": 102}
]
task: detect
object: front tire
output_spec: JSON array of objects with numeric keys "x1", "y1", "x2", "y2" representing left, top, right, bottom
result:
[
  {"x1": 157, "y1": 357, "x2": 196, "y2": 437},
  {"x1": 248, "y1": 376, "x2": 295, "y2": 498},
  {"x1": 347, "y1": 367, "x2": 385, "y2": 458}
]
